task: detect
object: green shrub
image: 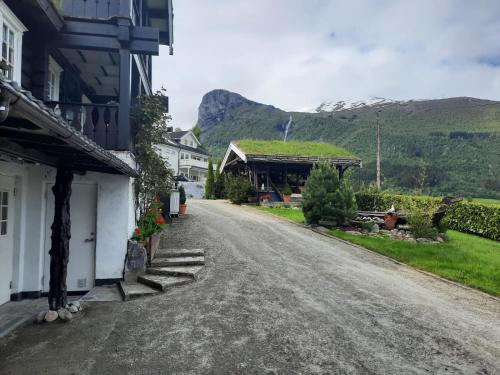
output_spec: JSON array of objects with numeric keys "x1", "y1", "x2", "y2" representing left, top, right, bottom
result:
[
  {"x1": 205, "y1": 160, "x2": 215, "y2": 199},
  {"x1": 302, "y1": 163, "x2": 357, "y2": 225},
  {"x1": 179, "y1": 185, "x2": 186, "y2": 205},
  {"x1": 355, "y1": 192, "x2": 500, "y2": 241},
  {"x1": 227, "y1": 175, "x2": 254, "y2": 204},
  {"x1": 282, "y1": 185, "x2": 293, "y2": 196},
  {"x1": 408, "y1": 209, "x2": 438, "y2": 239}
]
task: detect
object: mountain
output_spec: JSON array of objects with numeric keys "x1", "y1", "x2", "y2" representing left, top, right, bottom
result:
[{"x1": 198, "y1": 89, "x2": 500, "y2": 199}]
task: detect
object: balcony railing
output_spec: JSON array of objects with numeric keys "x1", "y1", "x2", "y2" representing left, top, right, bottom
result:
[
  {"x1": 45, "y1": 101, "x2": 120, "y2": 150},
  {"x1": 55, "y1": 0, "x2": 142, "y2": 23},
  {"x1": 58, "y1": 0, "x2": 120, "y2": 19}
]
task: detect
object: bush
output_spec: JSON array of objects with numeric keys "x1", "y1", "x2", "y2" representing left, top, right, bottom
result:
[
  {"x1": 407, "y1": 209, "x2": 438, "y2": 239},
  {"x1": 282, "y1": 185, "x2": 293, "y2": 196},
  {"x1": 205, "y1": 160, "x2": 215, "y2": 199},
  {"x1": 179, "y1": 185, "x2": 186, "y2": 205},
  {"x1": 355, "y1": 192, "x2": 500, "y2": 241},
  {"x1": 302, "y1": 162, "x2": 357, "y2": 225},
  {"x1": 226, "y1": 175, "x2": 254, "y2": 204}
]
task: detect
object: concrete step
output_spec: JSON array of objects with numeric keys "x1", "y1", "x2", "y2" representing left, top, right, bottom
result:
[
  {"x1": 137, "y1": 275, "x2": 194, "y2": 292},
  {"x1": 151, "y1": 256, "x2": 205, "y2": 267},
  {"x1": 155, "y1": 248, "x2": 205, "y2": 258},
  {"x1": 147, "y1": 266, "x2": 204, "y2": 280},
  {"x1": 119, "y1": 281, "x2": 160, "y2": 301}
]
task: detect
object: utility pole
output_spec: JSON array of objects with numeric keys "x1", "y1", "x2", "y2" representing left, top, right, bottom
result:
[{"x1": 376, "y1": 110, "x2": 381, "y2": 189}]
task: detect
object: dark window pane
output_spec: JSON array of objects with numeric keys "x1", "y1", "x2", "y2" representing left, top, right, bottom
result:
[
  {"x1": 1, "y1": 206, "x2": 7, "y2": 220},
  {"x1": 1, "y1": 192, "x2": 7, "y2": 205},
  {"x1": 1, "y1": 221, "x2": 6, "y2": 235}
]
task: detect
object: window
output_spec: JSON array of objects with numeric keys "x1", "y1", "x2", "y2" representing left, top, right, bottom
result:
[
  {"x1": 48, "y1": 56, "x2": 63, "y2": 101},
  {"x1": 0, "y1": 191, "x2": 8, "y2": 236},
  {"x1": 180, "y1": 153, "x2": 185, "y2": 160},
  {"x1": 0, "y1": 3, "x2": 26, "y2": 83}
]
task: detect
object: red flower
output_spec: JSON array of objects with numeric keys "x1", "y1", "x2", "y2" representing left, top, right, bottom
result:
[
  {"x1": 134, "y1": 227, "x2": 142, "y2": 235},
  {"x1": 155, "y1": 215, "x2": 165, "y2": 225}
]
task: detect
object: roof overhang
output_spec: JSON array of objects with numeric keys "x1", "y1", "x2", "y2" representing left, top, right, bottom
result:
[
  {"x1": 0, "y1": 76, "x2": 137, "y2": 177},
  {"x1": 145, "y1": 0, "x2": 174, "y2": 53},
  {"x1": 4, "y1": 0, "x2": 65, "y2": 32}
]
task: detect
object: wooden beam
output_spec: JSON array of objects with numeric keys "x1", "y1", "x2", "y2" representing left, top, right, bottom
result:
[{"x1": 48, "y1": 166, "x2": 74, "y2": 311}]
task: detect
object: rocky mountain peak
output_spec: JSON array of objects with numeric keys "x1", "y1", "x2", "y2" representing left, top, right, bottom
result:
[{"x1": 198, "y1": 89, "x2": 261, "y2": 127}]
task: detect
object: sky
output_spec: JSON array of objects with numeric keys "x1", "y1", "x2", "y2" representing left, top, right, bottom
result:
[{"x1": 153, "y1": 0, "x2": 500, "y2": 130}]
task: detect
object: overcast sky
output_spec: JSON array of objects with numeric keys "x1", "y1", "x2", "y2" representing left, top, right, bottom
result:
[{"x1": 153, "y1": 0, "x2": 500, "y2": 130}]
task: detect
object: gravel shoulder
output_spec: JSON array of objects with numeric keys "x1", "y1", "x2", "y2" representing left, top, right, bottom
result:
[{"x1": 0, "y1": 199, "x2": 499, "y2": 375}]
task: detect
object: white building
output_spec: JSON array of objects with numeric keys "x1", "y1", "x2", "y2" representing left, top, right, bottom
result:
[
  {"x1": 156, "y1": 129, "x2": 210, "y2": 183},
  {"x1": 0, "y1": 0, "x2": 174, "y2": 305}
]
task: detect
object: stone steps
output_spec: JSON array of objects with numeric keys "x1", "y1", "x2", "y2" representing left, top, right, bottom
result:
[
  {"x1": 151, "y1": 256, "x2": 205, "y2": 267},
  {"x1": 137, "y1": 275, "x2": 193, "y2": 292},
  {"x1": 119, "y1": 281, "x2": 160, "y2": 301},
  {"x1": 146, "y1": 266, "x2": 204, "y2": 280},
  {"x1": 155, "y1": 248, "x2": 205, "y2": 258},
  {"x1": 123, "y1": 248, "x2": 205, "y2": 301}
]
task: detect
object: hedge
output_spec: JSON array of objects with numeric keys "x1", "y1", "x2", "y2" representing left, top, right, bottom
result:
[{"x1": 355, "y1": 193, "x2": 500, "y2": 241}]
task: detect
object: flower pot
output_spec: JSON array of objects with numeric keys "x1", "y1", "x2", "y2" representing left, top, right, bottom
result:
[
  {"x1": 147, "y1": 234, "x2": 161, "y2": 262},
  {"x1": 283, "y1": 195, "x2": 291, "y2": 203},
  {"x1": 179, "y1": 203, "x2": 187, "y2": 215},
  {"x1": 384, "y1": 213, "x2": 398, "y2": 230}
]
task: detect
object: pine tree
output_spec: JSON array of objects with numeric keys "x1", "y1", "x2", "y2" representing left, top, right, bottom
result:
[
  {"x1": 302, "y1": 162, "x2": 357, "y2": 225},
  {"x1": 205, "y1": 159, "x2": 215, "y2": 199},
  {"x1": 214, "y1": 160, "x2": 225, "y2": 198}
]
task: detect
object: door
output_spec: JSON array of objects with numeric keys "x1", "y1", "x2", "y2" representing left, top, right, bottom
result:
[
  {"x1": 0, "y1": 176, "x2": 15, "y2": 304},
  {"x1": 43, "y1": 183, "x2": 97, "y2": 292}
]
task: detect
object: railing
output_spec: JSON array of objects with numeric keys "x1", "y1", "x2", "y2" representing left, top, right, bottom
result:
[
  {"x1": 45, "y1": 101, "x2": 120, "y2": 150},
  {"x1": 179, "y1": 158, "x2": 209, "y2": 170},
  {"x1": 59, "y1": 0, "x2": 121, "y2": 20}
]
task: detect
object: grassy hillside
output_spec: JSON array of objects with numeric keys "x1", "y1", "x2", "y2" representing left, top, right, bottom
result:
[
  {"x1": 199, "y1": 91, "x2": 500, "y2": 199},
  {"x1": 234, "y1": 140, "x2": 356, "y2": 158}
]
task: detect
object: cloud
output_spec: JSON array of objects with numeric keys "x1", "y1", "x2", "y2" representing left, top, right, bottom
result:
[{"x1": 153, "y1": 0, "x2": 500, "y2": 129}]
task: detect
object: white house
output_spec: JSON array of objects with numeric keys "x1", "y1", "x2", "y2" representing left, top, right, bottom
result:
[
  {"x1": 156, "y1": 129, "x2": 210, "y2": 183},
  {"x1": 0, "y1": 0, "x2": 174, "y2": 305}
]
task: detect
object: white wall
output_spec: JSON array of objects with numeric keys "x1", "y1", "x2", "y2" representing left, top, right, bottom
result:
[
  {"x1": 0, "y1": 160, "x2": 136, "y2": 297},
  {"x1": 155, "y1": 143, "x2": 179, "y2": 175}
]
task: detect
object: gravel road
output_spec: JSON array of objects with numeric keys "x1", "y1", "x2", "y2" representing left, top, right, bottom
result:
[{"x1": 1, "y1": 200, "x2": 499, "y2": 375}]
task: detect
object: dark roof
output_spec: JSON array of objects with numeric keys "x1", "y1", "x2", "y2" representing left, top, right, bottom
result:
[
  {"x1": 177, "y1": 143, "x2": 210, "y2": 156},
  {"x1": 0, "y1": 75, "x2": 137, "y2": 177},
  {"x1": 167, "y1": 131, "x2": 189, "y2": 140}
]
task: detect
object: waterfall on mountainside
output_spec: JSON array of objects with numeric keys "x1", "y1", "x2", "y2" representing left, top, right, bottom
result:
[{"x1": 283, "y1": 115, "x2": 292, "y2": 141}]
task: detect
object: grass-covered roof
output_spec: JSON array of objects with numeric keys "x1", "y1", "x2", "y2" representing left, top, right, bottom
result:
[{"x1": 234, "y1": 140, "x2": 357, "y2": 159}]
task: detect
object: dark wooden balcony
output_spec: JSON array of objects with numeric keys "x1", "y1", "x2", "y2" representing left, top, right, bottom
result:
[
  {"x1": 55, "y1": 0, "x2": 143, "y2": 23},
  {"x1": 45, "y1": 101, "x2": 122, "y2": 150}
]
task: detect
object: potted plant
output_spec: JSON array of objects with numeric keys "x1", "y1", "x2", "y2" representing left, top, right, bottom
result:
[
  {"x1": 132, "y1": 201, "x2": 167, "y2": 262},
  {"x1": 179, "y1": 185, "x2": 187, "y2": 215},
  {"x1": 282, "y1": 185, "x2": 293, "y2": 203}
]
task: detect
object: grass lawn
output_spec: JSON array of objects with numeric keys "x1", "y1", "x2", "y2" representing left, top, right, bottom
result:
[
  {"x1": 252, "y1": 207, "x2": 500, "y2": 296},
  {"x1": 471, "y1": 198, "x2": 500, "y2": 207},
  {"x1": 234, "y1": 139, "x2": 356, "y2": 158},
  {"x1": 255, "y1": 206, "x2": 305, "y2": 223},
  {"x1": 332, "y1": 229, "x2": 500, "y2": 296}
]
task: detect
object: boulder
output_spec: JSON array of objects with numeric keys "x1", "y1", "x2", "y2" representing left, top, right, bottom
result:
[
  {"x1": 370, "y1": 224, "x2": 380, "y2": 234},
  {"x1": 438, "y1": 233, "x2": 449, "y2": 242},
  {"x1": 36, "y1": 311, "x2": 46, "y2": 324},
  {"x1": 68, "y1": 304, "x2": 79, "y2": 313},
  {"x1": 416, "y1": 238, "x2": 431, "y2": 243},
  {"x1": 58, "y1": 308, "x2": 73, "y2": 322},
  {"x1": 44, "y1": 310, "x2": 58, "y2": 322}
]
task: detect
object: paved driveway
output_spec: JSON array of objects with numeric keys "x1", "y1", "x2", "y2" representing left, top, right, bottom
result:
[{"x1": 1, "y1": 200, "x2": 499, "y2": 374}]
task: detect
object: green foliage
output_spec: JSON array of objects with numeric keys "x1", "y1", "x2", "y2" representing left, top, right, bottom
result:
[
  {"x1": 407, "y1": 209, "x2": 438, "y2": 239},
  {"x1": 179, "y1": 185, "x2": 186, "y2": 205},
  {"x1": 192, "y1": 124, "x2": 202, "y2": 140},
  {"x1": 355, "y1": 192, "x2": 500, "y2": 241},
  {"x1": 235, "y1": 139, "x2": 355, "y2": 158},
  {"x1": 331, "y1": 229, "x2": 500, "y2": 296},
  {"x1": 205, "y1": 159, "x2": 215, "y2": 199},
  {"x1": 214, "y1": 161, "x2": 225, "y2": 199},
  {"x1": 226, "y1": 174, "x2": 254, "y2": 204},
  {"x1": 132, "y1": 201, "x2": 167, "y2": 241},
  {"x1": 302, "y1": 163, "x2": 357, "y2": 225},
  {"x1": 132, "y1": 89, "x2": 174, "y2": 218},
  {"x1": 200, "y1": 93, "x2": 500, "y2": 199},
  {"x1": 282, "y1": 185, "x2": 293, "y2": 196}
]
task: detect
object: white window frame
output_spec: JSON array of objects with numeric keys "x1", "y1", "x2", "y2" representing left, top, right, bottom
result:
[
  {"x1": 48, "y1": 56, "x2": 63, "y2": 101},
  {"x1": 0, "y1": 2, "x2": 27, "y2": 83}
]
